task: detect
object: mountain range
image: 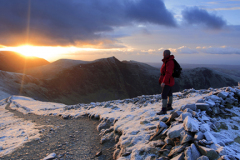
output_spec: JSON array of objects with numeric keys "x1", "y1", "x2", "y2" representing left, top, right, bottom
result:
[
  {"x1": 0, "y1": 54, "x2": 239, "y2": 104},
  {"x1": 0, "y1": 51, "x2": 49, "y2": 72}
]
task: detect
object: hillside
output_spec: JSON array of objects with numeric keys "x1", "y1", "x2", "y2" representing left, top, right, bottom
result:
[
  {"x1": 0, "y1": 57, "x2": 239, "y2": 105},
  {"x1": 23, "y1": 59, "x2": 90, "y2": 80},
  {"x1": 45, "y1": 57, "x2": 160, "y2": 104},
  {"x1": 0, "y1": 51, "x2": 49, "y2": 72}
]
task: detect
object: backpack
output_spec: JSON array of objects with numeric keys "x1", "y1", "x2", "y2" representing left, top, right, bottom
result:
[
  {"x1": 165, "y1": 59, "x2": 182, "y2": 78},
  {"x1": 172, "y1": 59, "x2": 182, "y2": 78}
]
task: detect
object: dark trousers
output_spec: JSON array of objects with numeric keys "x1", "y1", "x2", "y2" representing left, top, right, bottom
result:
[{"x1": 162, "y1": 85, "x2": 172, "y2": 99}]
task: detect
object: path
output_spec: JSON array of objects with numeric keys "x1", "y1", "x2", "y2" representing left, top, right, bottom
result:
[{"x1": 1, "y1": 103, "x2": 115, "y2": 160}]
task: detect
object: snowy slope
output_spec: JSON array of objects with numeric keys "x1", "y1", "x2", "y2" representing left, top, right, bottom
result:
[{"x1": 1, "y1": 86, "x2": 240, "y2": 159}]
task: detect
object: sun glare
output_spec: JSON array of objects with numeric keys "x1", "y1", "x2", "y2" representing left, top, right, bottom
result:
[{"x1": 0, "y1": 45, "x2": 101, "y2": 61}]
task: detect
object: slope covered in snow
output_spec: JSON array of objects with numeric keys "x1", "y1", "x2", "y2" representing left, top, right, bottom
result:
[{"x1": 1, "y1": 85, "x2": 240, "y2": 159}]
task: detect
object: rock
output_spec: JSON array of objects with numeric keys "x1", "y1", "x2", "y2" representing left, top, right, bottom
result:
[
  {"x1": 183, "y1": 116, "x2": 199, "y2": 132},
  {"x1": 43, "y1": 153, "x2": 56, "y2": 160},
  {"x1": 194, "y1": 131, "x2": 205, "y2": 140},
  {"x1": 199, "y1": 124, "x2": 210, "y2": 133},
  {"x1": 196, "y1": 99, "x2": 204, "y2": 103},
  {"x1": 182, "y1": 103, "x2": 197, "y2": 111},
  {"x1": 165, "y1": 111, "x2": 182, "y2": 125},
  {"x1": 209, "y1": 95, "x2": 221, "y2": 102},
  {"x1": 204, "y1": 131, "x2": 217, "y2": 144},
  {"x1": 168, "y1": 144, "x2": 187, "y2": 157},
  {"x1": 167, "y1": 123, "x2": 184, "y2": 139},
  {"x1": 225, "y1": 98, "x2": 235, "y2": 105},
  {"x1": 96, "y1": 151, "x2": 102, "y2": 157},
  {"x1": 184, "y1": 147, "x2": 192, "y2": 160},
  {"x1": 171, "y1": 152, "x2": 184, "y2": 160},
  {"x1": 196, "y1": 103, "x2": 210, "y2": 111},
  {"x1": 164, "y1": 137, "x2": 174, "y2": 145},
  {"x1": 159, "y1": 121, "x2": 168, "y2": 128},
  {"x1": 160, "y1": 116, "x2": 170, "y2": 122},
  {"x1": 190, "y1": 143, "x2": 201, "y2": 160},
  {"x1": 62, "y1": 114, "x2": 71, "y2": 119},
  {"x1": 177, "y1": 112, "x2": 192, "y2": 122},
  {"x1": 196, "y1": 156, "x2": 209, "y2": 160},
  {"x1": 97, "y1": 120, "x2": 112, "y2": 132},
  {"x1": 212, "y1": 106, "x2": 220, "y2": 115},
  {"x1": 226, "y1": 87, "x2": 236, "y2": 92},
  {"x1": 197, "y1": 145, "x2": 220, "y2": 160},
  {"x1": 205, "y1": 99, "x2": 215, "y2": 107},
  {"x1": 180, "y1": 130, "x2": 193, "y2": 144}
]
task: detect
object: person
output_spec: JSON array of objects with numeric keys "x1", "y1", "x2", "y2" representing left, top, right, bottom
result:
[{"x1": 157, "y1": 50, "x2": 175, "y2": 115}]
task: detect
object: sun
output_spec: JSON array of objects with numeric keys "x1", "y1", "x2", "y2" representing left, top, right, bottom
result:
[{"x1": 16, "y1": 45, "x2": 37, "y2": 57}]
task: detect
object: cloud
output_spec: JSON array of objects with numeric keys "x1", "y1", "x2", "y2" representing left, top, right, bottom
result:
[
  {"x1": 182, "y1": 6, "x2": 227, "y2": 29},
  {"x1": 0, "y1": 0, "x2": 176, "y2": 47},
  {"x1": 173, "y1": 46, "x2": 240, "y2": 55},
  {"x1": 177, "y1": 46, "x2": 199, "y2": 54},
  {"x1": 201, "y1": 46, "x2": 240, "y2": 54}
]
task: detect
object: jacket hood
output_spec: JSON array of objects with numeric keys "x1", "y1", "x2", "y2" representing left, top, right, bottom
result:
[{"x1": 162, "y1": 55, "x2": 175, "y2": 63}]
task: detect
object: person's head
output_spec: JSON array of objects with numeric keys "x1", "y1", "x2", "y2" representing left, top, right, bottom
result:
[{"x1": 163, "y1": 50, "x2": 171, "y2": 58}]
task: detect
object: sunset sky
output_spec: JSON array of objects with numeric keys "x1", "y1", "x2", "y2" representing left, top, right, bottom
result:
[{"x1": 0, "y1": 0, "x2": 240, "y2": 64}]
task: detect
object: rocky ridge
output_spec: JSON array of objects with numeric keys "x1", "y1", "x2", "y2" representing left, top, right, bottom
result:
[{"x1": 60, "y1": 84, "x2": 240, "y2": 160}]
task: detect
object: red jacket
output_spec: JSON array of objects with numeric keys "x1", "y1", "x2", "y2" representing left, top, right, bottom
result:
[{"x1": 159, "y1": 55, "x2": 175, "y2": 87}]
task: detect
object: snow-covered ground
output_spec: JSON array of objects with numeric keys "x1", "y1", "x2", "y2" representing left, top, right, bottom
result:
[
  {"x1": 0, "y1": 99, "x2": 41, "y2": 157},
  {"x1": 1, "y1": 86, "x2": 240, "y2": 159}
]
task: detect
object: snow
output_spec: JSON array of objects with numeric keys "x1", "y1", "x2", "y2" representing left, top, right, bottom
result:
[
  {"x1": 0, "y1": 99, "x2": 41, "y2": 157},
  {"x1": 1, "y1": 86, "x2": 240, "y2": 159}
]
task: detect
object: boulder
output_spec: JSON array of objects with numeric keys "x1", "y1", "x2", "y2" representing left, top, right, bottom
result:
[
  {"x1": 196, "y1": 99, "x2": 204, "y2": 103},
  {"x1": 209, "y1": 95, "x2": 221, "y2": 102},
  {"x1": 226, "y1": 87, "x2": 236, "y2": 92},
  {"x1": 180, "y1": 130, "x2": 193, "y2": 144},
  {"x1": 204, "y1": 131, "x2": 217, "y2": 144},
  {"x1": 167, "y1": 123, "x2": 184, "y2": 139},
  {"x1": 183, "y1": 116, "x2": 199, "y2": 132},
  {"x1": 190, "y1": 143, "x2": 201, "y2": 160},
  {"x1": 197, "y1": 145, "x2": 220, "y2": 160},
  {"x1": 194, "y1": 131, "x2": 205, "y2": 141},
  {"x1": 168, "y1": 144, "x2": 187, "y2": 157},
  {"x1": 199, "y1": 124, "x2": 210, "y2": 133},
  {"x1": 196, "y1": 103, "x2": 210, "y2": 111},
  {"x1": 184, "y1": 147, "x2": 192, "y2": 160},
  {"x1": 182, "y1": 103, "x2": 197, "y2": 111},
  {"x1": 205, "y1": 99, "x2": 215, "y2": 107},
  {"x1": 217, "y1": 92, "x2": 229, "y2": 99},
  {"x1": 212, "y1": 106, "x2": 220, "y2": 115},
  {"x1": 177, "y1": 112, "x2": 192, "y2": 122}
]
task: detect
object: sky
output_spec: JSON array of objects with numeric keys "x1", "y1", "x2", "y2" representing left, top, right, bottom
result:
[{"x1": 0, "y1": 0, "x2": 240, "y2": 64}]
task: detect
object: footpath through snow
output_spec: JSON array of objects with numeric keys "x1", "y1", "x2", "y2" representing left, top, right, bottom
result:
[{"x1": 1, "y1": 85, "x2": 240, "y2": 159}]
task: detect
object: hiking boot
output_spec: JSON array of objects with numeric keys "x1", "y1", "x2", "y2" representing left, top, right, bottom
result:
[
  {"x1": 156, "y1": 107, "x2": 167, "y2": 115},
  {"x1": 156, "y1": 99, "x2": 167, "y2": 115},
  {"x1": 167, "y1": 104, "x2": 173, "y2": 111}
]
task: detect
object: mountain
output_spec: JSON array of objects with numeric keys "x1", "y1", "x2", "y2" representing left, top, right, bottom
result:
[
  {"x1": 44, "y1": 57, "x2": 160, "y2": 104},
  {"x1": 1, "y1": 56, "x2": 239, "y2": 104},
  {"x1": 23, "y1": 59, "x2": 90, "y2": 80},
  {"x1": 0, "y1": 51, "x2": 49, "y2": 72}
]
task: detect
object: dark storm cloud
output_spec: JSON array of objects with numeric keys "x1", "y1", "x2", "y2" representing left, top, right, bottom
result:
[
  {"x1": 182, "y1": 7, "x2": 227, "y2": 29},
  {"x1": 0, "y1": 0, "x2": 176, "y2": 46}
]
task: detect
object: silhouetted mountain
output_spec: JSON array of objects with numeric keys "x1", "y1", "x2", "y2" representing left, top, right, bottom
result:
[
  {"x1": 23, "y1": 59, "x2": 90, "y2": 80},
  {"x1": 0, "y1": 51, "x2": 49, "y2": 72},
  {"x1": 174, "y1": 67, "x2": 239, "y2": 91},
  {"x1": 45, "y1": 57, "x2": 160, "y2": 104},
  {"x1": 1, "y1": 57, "x2": 239, "y2": 104}
]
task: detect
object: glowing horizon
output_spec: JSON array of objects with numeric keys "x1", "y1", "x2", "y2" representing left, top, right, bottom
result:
[{"x1": 0, "y1": 44, "x2": 109, "y2": 62}]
